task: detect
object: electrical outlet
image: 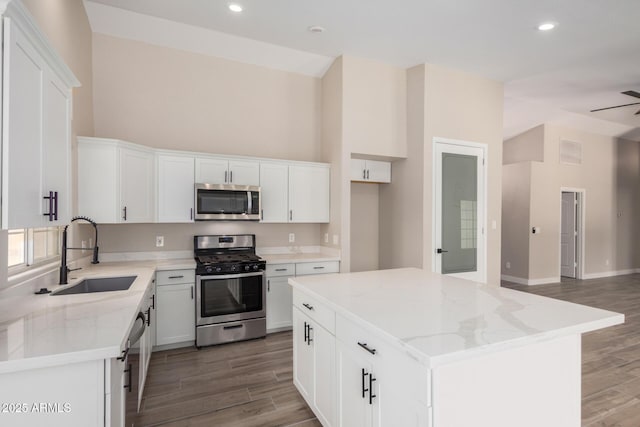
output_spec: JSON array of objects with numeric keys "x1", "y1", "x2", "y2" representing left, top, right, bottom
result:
[
  {"x1": 324, "y1": 233, "x2": 329, "y2": 243},
  {"x1": 156, "y1": 236, "x2": 164, "y2": 247},
  {"x1": 333, "y1": 234, "x2": 339, "y2": 245},
  {"x1": 288, "y1": 233, "x2": 295, "y2": 243},
  {"x1": 492, "y1": 220, "x2": 497, "y2": 230},
  {"x1": 506, "y1": 261, "x2": 511, "y2": 269}
]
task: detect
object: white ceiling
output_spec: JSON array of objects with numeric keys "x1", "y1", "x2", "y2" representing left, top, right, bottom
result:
[{"x1": 86, "y1": 0, "x2": 640, "y2": 141}]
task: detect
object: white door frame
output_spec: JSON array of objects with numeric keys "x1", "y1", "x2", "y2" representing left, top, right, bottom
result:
[
  {"x1": 432, "y1": 137, "x2": 488, "y2": 283},
  {"x1": 559, "y1": 188, "x2": 585, "y2": 280}
]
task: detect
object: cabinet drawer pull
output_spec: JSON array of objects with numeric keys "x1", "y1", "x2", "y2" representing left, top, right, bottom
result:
[
  {"x1": 307, "y1": 325, "x2": 313, "y2": 345},
  {"x1": 363, "y1": 169, "x2": 366, "y2": 179},
  {"x1": 275, "y1": 268, "x2": 287, "y2": 272},
  {"x1": 304, "y1": 321, "x2": 308, "y2": 343},
  {"x1": 313, "y1": 266, "x2": 325, "y2": 270},
  {"x1": 122, "y1": 206, "x2": 127, "y2": 221},
  {"x1": 302, "y1": 303, "x2": 314, "y2": 311},
  {"x1": 230, "y1": 170, "x2": 233, "y2": 183},
  {"x1": 267, "y1": 279, "x2": 270, "y2": 292},
  {"x1": 357, "y1": 342, "x2": 377, "y2": 355},
  {"x1": 223, "y1": 324, "x2": 244, "y2": 330},
  {"x1": 151, "y1": 294, "x2": 155, "y2": 309},
  {"x1": 225, "y1": 170, "x2": 228, "y2": 183},
  {"x1": 43, "y1": 191, "x2": 58, "y2": 221},
  {"x1": 367, "y1": 169, "x2": 370, "y2": 180},
  {"x1": 117, "y1": 347, "x2": 129, "y2": 361},
  {"x1": 369, "y1": 374, "x2": 376, "y2": 404},
  {"x1": 146, "y1": 307, "x2": 151, "y2": 326},
  {"x1": 191, "y1": 286, "x2": 194, "y2": 300},
  {"x1": 362, "y1": 368, "x2": 369, "y2": 399},
  {"x1": 124, "y1": 363, "x2": 132, "y2": 392},
  {"x1": 190, "y1": 207, "x2": 193, "y2": 220},
  {"x1": 168, "y1": 275, "x2": 184, "y2": 279},
  {"x1": 290, "y1": 210, "x2": 293, "y2": 221}
]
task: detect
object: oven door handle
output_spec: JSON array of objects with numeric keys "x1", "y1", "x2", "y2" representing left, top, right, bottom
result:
[{"x1": 197, "y1": 271, "x2": 264, "y2": 280}]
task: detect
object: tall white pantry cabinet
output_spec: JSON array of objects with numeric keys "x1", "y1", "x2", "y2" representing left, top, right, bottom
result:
[{"x1": 1, "y1": 0, "x2": 80, "y2": 229}]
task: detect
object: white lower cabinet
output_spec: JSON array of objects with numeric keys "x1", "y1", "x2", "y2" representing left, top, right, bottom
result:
[
  {"x1": 294, "y1": 290, "x2": 430, "y2": 427},
  {"x1": 267, "y1": 261, "x2": 339, "y2": 333},
  {"x1": 293, "y1": 307, "x2": 336, "y2": 427},
  {"x1": 156, "y1": 270, "x2": 196, "y2": 346}
]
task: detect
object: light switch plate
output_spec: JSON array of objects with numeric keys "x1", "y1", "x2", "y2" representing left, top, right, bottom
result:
[
  {"x1": 288, "y1": 233, "x2": 295, "y2": 243},
  {"x1": 332, "y1": 234, "x2": 339, "y2": 245},
  {"x1": 156, "y1": 236, "x2": 164, "y2": 247}
]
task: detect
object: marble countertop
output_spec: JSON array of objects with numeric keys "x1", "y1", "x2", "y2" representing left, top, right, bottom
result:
[
  {"x1": 0, "y1": 259, "x2": 195, "y2": 374},
  {"x1": 289, "y1": 268, "x2": 624, "y2": 367}
]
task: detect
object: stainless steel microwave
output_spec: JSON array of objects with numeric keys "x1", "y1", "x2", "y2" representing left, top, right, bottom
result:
[{"x1": 194, "y1": 183, "x2": 261, "y2": 221}]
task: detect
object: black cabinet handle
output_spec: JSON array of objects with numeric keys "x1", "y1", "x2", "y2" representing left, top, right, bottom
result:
[
  {"x1": 275, "y1": 268, "x2": 287, "y2": 272},
  {"x1": 225, "y1": 170, "x2": 228, "y2": 183},
  {"x1": 168, "y1": 275, "x2": 184, "y2": 279},
  {"x1": 122, "y1": 206, "x2": 127, "y2": 221},
  {"x1": 267, "y1": 279, "x2": 270, "y2": 292},
  {"x1": 190, "y1": 208, "x2": 193, "y2": 220},
  {"x1": 146, "y1": 307, "x2": 151, "y2": 326},
  {"x1": 117, "y1": 347, "x2": 129, "y2": 361},
  {"x1": 151, "y1": 294, "x2": 155, "y2": 309},
  {"x1": 302, "y1": 303, "x2": 314, "y2": 311},
  {"x1": 366, "y1": 169, "x2": 370, "y2": 180},
  {"x1": 191, "y1": 286, "x2": 194, "y2": 300},
  {"x1": 357, "y1": 342, "x2": 377, "y2": 355},
  {"x1": 124, "y1": 363, "x2": 132, "y2": 392},
  {"x1": 290, "y1": 210, "x2": 293, "y2": 221},
  {"x1": 313, "y1": 266, "x2": 325, "y2": 270},
  {"x1": 436, "y1": 248, "x2": 448, "y2": 254},
  {"x1": 230, "y1": 170, "x2": 233, "y2": 183},
  {"x1": 369, "y1": 374, "x2": 376, "y2": 405},
  {"x1": 303, "y1": 321, "x2": 308, "y2": 343},
  {"x1": 261, "y1": 209, "x2": 264, "y2": 221},
  {"x1": 307, "y1": 325, "x2": 313, "y2": 345},
  {"x1": 43, "y1": 191, "x2": 58, "y2": 221},
  {"x1": 362, "y1": 369, "x2": 369, "y2": 399},
  {"x1": 363, "y1": 169, "x2": 366, "y2": 179}
]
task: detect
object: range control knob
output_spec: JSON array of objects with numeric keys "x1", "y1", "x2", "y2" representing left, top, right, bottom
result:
[
  {"x1": 205, "y1": 266, "x2": 213, "y2": 274},
  {"x1": 252, "y1": 264, "x2": 259, "y2": 271},
  {"x1": 244, "y1": 265, "x2": 250, "y2": 271},
  {"x1": 215, "y1": 267, "x2": 222, "y2": 273}
]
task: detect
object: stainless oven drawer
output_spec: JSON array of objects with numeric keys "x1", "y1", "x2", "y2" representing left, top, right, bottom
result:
[{"x1": 196, "y1": 318, "x2": 266, "y2": 347}]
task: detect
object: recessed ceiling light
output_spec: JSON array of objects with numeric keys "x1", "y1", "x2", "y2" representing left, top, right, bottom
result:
[
  {"x1": 537, "y1": 22, "x2": 556, "y2": 31},
  {"x1": 308, "y1": 25, "x2": 325, "y2": 33},
  {"x1": 228, "y1": 4, "x2": 243, "y2": 13}
]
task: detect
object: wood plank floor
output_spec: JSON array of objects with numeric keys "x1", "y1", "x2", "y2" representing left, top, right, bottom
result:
[
  {"x1": 135, "y1": 331, "x2": 320, "y2": 426},
  {"x1": 137, "y1": 274, "x2": 640, "y2": 426},
  {"x1": 503, "y1": 274, "x2": 640, "y2": 427}
]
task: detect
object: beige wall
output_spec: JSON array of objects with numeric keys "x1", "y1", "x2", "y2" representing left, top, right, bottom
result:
[
  {"x1": 501, "y1": 124, "x2": 640, "y2": 281},
  {"x1": 350, "y1": 183, "x2": 379, "y2": 272},
  {"x1": 98, "y1": 223, "x2": 321, "y2": 253},
  {"x1": 503, "y1": 125, "x2": 544, "y2": 164},
  {"x1": 343, "y1": 56, "x2": 407, "y2": 158},
  {"x1": 320, "y1": 57, "x2": 351, "y2": 270},
  {"x1": 379, "y1": 65, "x2": 425, "y2": 269},
  {"x1": 92, "y1": 34, "x2": 321, "y2": 162},
  {"x1": 423, "y1": 64, "x2": 504, "y2": 284},
  {"x1": 500, "y1": 162, "x2": 531, "y2": 279}
]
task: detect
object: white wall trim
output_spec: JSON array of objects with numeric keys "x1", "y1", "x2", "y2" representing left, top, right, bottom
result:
[
  {"x1": 501, "y1": 274, "x2": 560, "y2": 286},
  {"x1": 582, "y1": 269, "x2": 640, "y2": 280},
  {"x1": 84, "y1": 1, "x2": 334, "y2": 77}
]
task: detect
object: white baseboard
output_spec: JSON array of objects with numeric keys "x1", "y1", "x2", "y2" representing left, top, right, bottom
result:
[
  {"x1": 582, "y1": 269, "x2": 640, "y2": 280},
  {"x1": 501, "y1": 275, "x2": 560, "y2": 286}
]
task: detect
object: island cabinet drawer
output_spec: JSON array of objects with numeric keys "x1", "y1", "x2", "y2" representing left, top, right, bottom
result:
[
  {"x1": 295, "y1": 261, "x2": 339, "y2": 276},
  {"x1": 293, "y1": 289, "x2": 335, "y2": 333},
  {"x1": 156, "y1": 269, "x2": 195, "y2": 285},
  {"x1": 336, "y1": 313, "x2": 430, "y2": 405},
  {"x1": 266, "y1": 263, "x2": 295, "y2": 277}
]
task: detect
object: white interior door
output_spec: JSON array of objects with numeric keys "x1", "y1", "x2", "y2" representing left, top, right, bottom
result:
[
  {"x1": 434, "y1": 140, "x2": 486, "y2": 283},
  {"x1": 561, "y1": 192, "x2": 577, "y2": 278}
]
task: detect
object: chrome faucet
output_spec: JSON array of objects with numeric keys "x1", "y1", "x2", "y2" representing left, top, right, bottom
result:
[{"x1": 59, "y1": 216, "x2": 99, "y2": 284}]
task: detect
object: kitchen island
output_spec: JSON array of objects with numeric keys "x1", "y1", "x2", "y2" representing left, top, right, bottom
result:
[{"x1": 289, "y1": 268, "x2": 624, "y2": 427}]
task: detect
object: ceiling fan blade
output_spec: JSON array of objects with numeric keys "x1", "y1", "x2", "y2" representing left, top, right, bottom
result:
[
  {"x1": 590, "y1": 102, "x2": 640, "y2": 113},
  {"x1": 622, "y1": 90, "x2": 640, "y2": 99}
]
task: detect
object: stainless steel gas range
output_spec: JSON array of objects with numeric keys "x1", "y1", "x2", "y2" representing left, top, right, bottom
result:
[{"x1": 194, "y1": 235, "x2": 266, "y2": 347}]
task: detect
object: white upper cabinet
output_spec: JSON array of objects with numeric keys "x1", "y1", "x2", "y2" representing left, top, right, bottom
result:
[
  {"x1": 195, "y1": 157, "x2": 259, "y2": 186},
  {"x1": 157, "y1": 154, "x2": 195, "y2": 222},
  {"x1": 1, "y1": 7, "x2": 79, "y2": 229},
  {"x1": 350, "y1": 159, "x2": 391, "y2": 183},
  {"x1": 289, "y1": 165, "x2": 330, "y2": 223},
  {"x1": 78, "y1": 138, "x2": 155, "y2": 224},
  {"x1": 259, "y1": 162, "x2": 289, "y2": 222},
  {"x1": 120, "y1": 147, "x2": 155, "y2": 223}
]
